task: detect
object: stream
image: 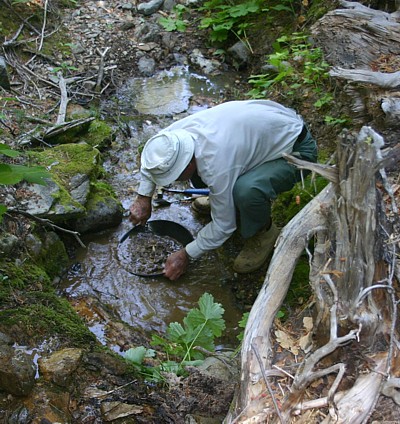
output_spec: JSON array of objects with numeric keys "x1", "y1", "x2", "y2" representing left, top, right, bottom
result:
[{"x1": 60, "y1": 66, "x2": 246, "y2": 351}]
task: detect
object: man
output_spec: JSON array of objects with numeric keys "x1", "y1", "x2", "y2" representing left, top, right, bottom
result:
[{"x1": 129, "y1": 100, "x2": 317, "y2": 280}]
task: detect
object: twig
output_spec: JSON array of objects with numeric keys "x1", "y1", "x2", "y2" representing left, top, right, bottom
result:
[
  {"x1": 56, "y1": 71, "x2": 69, "y2": 125},
  {"x1": 38, "y1": 0, "x2": 49, "y2": 52},
  {"x1": 92, "y1": 380, "x2": 137, "y2": 398},
  {"x1": 251, "y1": 342, "x2": 285, "y2": 424},
  {"x1": 2, "y1": 23, "x2": 25, "y2": 47},
  {"x1": 7, "y1": 209, "x2": 86, "y2": 248},
  {"x1": 95, "y1": 47, "x2": 110, "y2": 93}
]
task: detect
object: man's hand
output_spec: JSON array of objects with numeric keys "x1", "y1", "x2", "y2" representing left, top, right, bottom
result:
[
  {"x1": 164, "y1": 249, "x2": 190, "y2": 281},
  {"x1": 129, "y1": 195, "x2": 152, "y2": 225}
]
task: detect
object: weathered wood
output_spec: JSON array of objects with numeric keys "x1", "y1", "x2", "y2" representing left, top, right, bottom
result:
[
  {"x1": 329, "y1": 68, "x2": 400, "y2": 89},
  {"x1": 225, "y1": 127, "x2": 397, "y2": 423},
  {"x1": 311, "y1": 2, "x2": 400, "y2": 69},
  {"x1": 224, "y1": 185, "x2": 335, "y2": 423}
]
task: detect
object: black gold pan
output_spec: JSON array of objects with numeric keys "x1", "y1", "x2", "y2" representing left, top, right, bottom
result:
[{"x1": 117, "y1": 220, "x2": 194, "y2": 278}]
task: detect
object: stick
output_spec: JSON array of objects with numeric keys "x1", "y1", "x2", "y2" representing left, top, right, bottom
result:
[
  {"x1": 95, "y1": 47, "x2": 110, "y2": 93},
  {"x1": 38, "y1": 0, "x2": 49, "y2": 52},
  {"x1": 7, "y1": 209, "x2": 86, "y2": 248},
  {"x1": 252, "y1": 342, "x2": 285, "y2": 424},
  {"x1": 56, "y1": 71, "x2": 69, "y2": 125}
]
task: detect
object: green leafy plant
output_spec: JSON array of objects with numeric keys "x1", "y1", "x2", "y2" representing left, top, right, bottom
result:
[
  {"x1": 247, "y1": 33, "x2": 331, "y2": 101},
  {"x1": 198, "y1": 0, "x2": 261, "y2": 44},
  {"x1": 125, "y1": 292, "x2": 226, "y2": 382},
  {"x1": 51, "y1": 62, "x2": 79, "y2": 74},
  {"x1": 159, "y1": 4, "x2": 188, "y2": 32}
]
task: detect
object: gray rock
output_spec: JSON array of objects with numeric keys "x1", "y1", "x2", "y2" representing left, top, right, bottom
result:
[
  {"x1": 138, "y1": 56, "x2": 156, "y2": 76},
  {"x1": 18, "y1": 179, "x2": 59, "y2": 215},
  {"x1": 134, "y1": 21, "x2": 162, "y2": 43},
  {"x1": 227, "y1": 41, "x2": 252, "y2": 68},
  {"x1": 0, "y1": 331, "x2": 13, "y2": 346},
  {"x1": 25, "y1": 233, "x2": 43, "y2": 257},
  {"x1": 73, "y1": 195, "x2": 123, "y2": 234},
  {"x1": 0, "y1": 233, "x2": 19, "y2": 257},
  {"x1": 0, "y1": 55, "x2": 10, "y2": 91},
  {"x1": 189, "y1": 49, "x2": 221, "y2": 74},
  {"x1": 69, "y1": 174, "x2": 91, "y2": 205},
  {"x1": 162, "y1": 0, "x2": 176, "y2": 12},
  {"x1": 137, "y1": 0, "x2": 164, "y2": 15},
  {"x1": 0, "y1": 344, "x2": 36, "y2": 396}
]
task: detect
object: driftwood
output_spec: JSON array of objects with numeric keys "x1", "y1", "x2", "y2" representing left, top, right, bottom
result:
[{"x1": 225, "y1": 127, "x2": 399, "y2": 423}]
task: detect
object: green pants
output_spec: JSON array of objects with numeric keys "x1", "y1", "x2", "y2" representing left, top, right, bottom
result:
[{"x1": 233, "y1": 129, "x2": 317, "y2": 238}]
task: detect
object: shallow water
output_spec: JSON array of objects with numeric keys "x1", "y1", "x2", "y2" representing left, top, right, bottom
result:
[{"x1": 61, "y1": 68, "x2": 245, "y2": 349}]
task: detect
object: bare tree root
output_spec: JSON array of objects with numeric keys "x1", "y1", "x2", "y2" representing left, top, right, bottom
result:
[{"x1": 224, "y1": 185, "x2": 335, "y2": 423}]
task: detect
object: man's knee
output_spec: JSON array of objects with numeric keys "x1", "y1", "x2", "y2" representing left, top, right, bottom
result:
[{"x1": 233, "y1": 180, "x2": 265, "y2": 206}]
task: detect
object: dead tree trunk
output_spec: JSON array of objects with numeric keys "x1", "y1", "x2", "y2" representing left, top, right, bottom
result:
[{"x1": 225, "y1": 127, "x2": 399, "y2": 423}]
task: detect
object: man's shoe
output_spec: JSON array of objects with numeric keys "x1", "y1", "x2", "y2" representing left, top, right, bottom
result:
[
  {"x1": 233, "y1": 223, "x2": 280, "y2": 273},
  {"x1": 192, "y1": 196, "x2": 211, "y2": 216}
]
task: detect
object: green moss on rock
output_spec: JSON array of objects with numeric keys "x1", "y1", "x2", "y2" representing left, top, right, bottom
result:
[{"x1": 0, "y1": 260, "x2": 96, "y2": 346}]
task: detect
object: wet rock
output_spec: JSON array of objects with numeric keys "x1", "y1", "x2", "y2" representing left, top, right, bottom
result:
[
  {"x1": 0, "y1": 344, "x2": 36, "y2": 396},
  {"x1": 72, "y1": 193, "x2": 123, "y2": 234},
  {"x1": 83, "y1": 351, "x2": 128, "y2": 375},
  {"x1": 8, "y1": 406, "x2": 30, "y2": 424},
  {"x1": 189, "y1": 49, "x2": 221, "y2": 74},
  {"x1": 38, "y1": 348, "x2": 83, "y2": 387},
  {"x1": 137, "y1": 0, "x2": 164, "y2": 15}
]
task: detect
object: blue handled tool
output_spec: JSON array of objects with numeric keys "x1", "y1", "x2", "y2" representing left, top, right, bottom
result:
[{"x1": 161, "y1": 187, "x2": 210, "y2": 195}]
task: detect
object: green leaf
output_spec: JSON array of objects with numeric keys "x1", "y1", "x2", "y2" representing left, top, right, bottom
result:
[
  {"x1": 125, "y1": 346, "x2": 148, "y2": 364},
  {"x1": 0, "y1": 164, "x2": 23, "y2": 185},
  {"x1": 0, "y1": 163, "x2": 50, "y2": 186},
  {"x1": 188, "y1": 292, "x2": 226, "y2": 337},
  {"x1": 167, "y1": 321, "x2": 186, "y2": 342},
  {"x1": 0, "y1": 144, "x2": 20, "y2": 158}
]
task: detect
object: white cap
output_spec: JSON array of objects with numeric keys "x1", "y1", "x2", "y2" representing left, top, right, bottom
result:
[{"x1": 140, "y1": 129, "x2": 195, "y2": 186}]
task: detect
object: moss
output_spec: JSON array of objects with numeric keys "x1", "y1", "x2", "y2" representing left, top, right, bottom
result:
[
  {"x1": 28, "y1": 143, "x2": 101, "y2": 186},
  {"x1": 0, "y1": 298, "x2": 96, "y2": 346},
  {"x1": 81, "y1": 120, "x2": 115, "y2": 151},
  {"x1": 0, "y1": 259, "x2": 96, "y2": 345},
  {"x1": 35, "y1": 231, "x2": 69, "y2": 278},
  {"x1": 272, "y1": 175, "x2": 329, "y2": 228},
  {"x1": 0, "y1": 261, "x2": 51, "y2": 302}
]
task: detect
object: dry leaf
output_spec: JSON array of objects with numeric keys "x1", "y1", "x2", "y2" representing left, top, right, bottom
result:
[
  {"x1": 275, "y1": 329, "x2": 299, "y2": 355},
  {"x1": 303, "y1": 316, "x2": 313, "y2": 332}
]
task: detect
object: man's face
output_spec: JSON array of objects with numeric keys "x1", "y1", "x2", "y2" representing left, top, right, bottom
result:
[{"x1": 176, "y1": 158, "x2": 196, "y2": 181}]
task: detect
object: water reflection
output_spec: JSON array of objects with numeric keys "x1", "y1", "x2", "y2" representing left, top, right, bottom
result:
[{"x1": 62, "y1": 205, "x2": 243, "y2": 346}]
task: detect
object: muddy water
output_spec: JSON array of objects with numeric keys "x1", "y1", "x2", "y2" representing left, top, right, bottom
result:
[{"x1": 61, "y1": 67, "x2": 245, "y2": 349}]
